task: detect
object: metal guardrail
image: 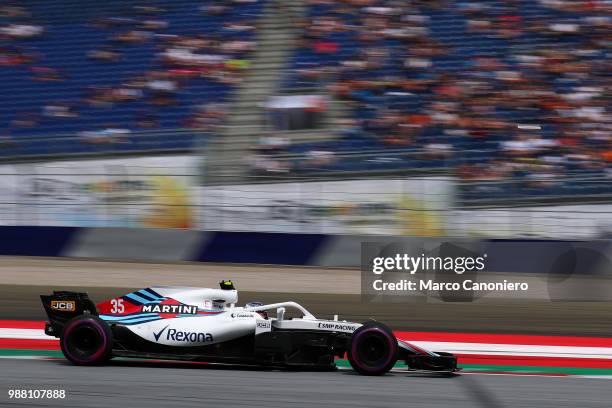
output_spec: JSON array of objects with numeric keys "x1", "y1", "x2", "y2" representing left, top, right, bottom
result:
[{"x1": 0, "y1": 129, "x2": 210, "y2": 163}]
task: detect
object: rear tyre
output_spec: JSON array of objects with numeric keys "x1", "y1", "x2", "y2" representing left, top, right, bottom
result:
[
  {"x1": 348, "y1": 322, "x2": 398, "y2": 375},
  {"x1": 60, "y1": 315, "x2": 112, "y2": 365}
]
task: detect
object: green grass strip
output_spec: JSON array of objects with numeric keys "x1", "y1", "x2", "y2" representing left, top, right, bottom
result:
[
  {"x1": 461, "y1": 364, "x2": 612, "y2": 376},
  {"x1": 335, "y1": 359, "x2": 408, "y2": 369},
  {"x1": 336, "y1": 359, "x2": 612, "y2": 376},
  {"x1": 0, "y1": 349, "x2": 63, "y2": 358}
]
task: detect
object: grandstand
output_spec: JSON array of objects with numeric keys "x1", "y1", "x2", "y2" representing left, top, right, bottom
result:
[
  {"x1": 0, "y1": 0, "x2": 264, "y2": 156},
  {"x1": 0, "y1": 0, "x2": 610, "y2": 200},
  {"x1": 277, "y1": 1, "x2": 610, "y2": 196}
]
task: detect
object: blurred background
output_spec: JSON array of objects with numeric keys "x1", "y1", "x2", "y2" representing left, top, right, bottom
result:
[
  {"x1": 1, "y1": 4, "x2": 612, "y2": 404},
  {"x1": 0, "y1": 0, "x2": 609, "y2": 239}
]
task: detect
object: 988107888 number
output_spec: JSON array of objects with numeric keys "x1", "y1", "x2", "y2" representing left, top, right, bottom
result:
[{"x1": 8, "y1": 389, "x2": 66, "y2": 399}]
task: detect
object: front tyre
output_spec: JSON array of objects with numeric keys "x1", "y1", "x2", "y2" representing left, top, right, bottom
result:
[
  {"x1": 60, "y1": 315, "x2": 112, "y2": 365},
  {"x1": 348, "y1": 322, "x2": 398, "y2": 375}
]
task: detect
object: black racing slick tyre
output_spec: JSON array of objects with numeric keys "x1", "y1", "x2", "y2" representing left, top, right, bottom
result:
[
  {"x1": 347, "y1": 322, "x2": 398, "y2": 376},
  {"x1": 60, "y1": 315, "x2": 113, "y2": 365}
]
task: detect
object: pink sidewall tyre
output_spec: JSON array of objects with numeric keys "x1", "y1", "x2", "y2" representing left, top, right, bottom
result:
[
  {"x1": 347, "y1": 322, "x2": 398, "y2": 376},
  {"x1": 60, "y1": 315, "x2": 113, "y2": 365}
]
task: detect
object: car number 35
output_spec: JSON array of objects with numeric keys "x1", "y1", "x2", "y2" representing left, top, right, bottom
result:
[{"x1": 110, "y1": 298, "x2": 124, "y2": 314}]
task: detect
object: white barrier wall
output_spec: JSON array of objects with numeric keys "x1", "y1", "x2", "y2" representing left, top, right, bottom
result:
[
  {"x1": 197, "y1": 177, "x2": 455, "y2": 236},
  {"x1": 0, "y1": 155, "x2": 198, "y2": 229},
  {"x1": 0, "y1": 155, "x2": 611, "y2": 238},
  {"x1": 449, "y1": 204, "x2": 612, "y2": 239}
]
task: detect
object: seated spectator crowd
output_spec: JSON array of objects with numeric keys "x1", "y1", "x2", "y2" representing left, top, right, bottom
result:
[
  {"x1": 254, "y1": 0, "x2": 610, "y2": 197},
  {"x1": 0, "y1": 0, "x2": 263, "y2": 156}
]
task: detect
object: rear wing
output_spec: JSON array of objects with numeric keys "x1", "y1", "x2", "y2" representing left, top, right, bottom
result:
[{"x1": 40, "y1": 291, "x2": 98, "y2": 337}]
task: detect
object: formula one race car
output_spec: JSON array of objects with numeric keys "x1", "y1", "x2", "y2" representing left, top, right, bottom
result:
[{"x1": 41, "y1": 281, "x2": 458, "y2": 375}]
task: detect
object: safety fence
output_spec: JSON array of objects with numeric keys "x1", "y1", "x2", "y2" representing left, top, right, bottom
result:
[{"x1": 0, "y1": 154, "x2": 611, "y2": 238}]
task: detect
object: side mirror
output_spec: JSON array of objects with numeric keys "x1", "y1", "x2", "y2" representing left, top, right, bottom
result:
[{"x1": 276, "y1": 307, "x2": 285, "y2": 321}]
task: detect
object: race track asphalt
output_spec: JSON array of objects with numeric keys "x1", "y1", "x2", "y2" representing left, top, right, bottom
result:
[{"x1": 1, "y1": 359, "x2": 611, "y2": 408}]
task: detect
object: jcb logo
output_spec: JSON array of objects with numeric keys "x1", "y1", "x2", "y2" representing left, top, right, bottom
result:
[{"x1": 51, "y1": 300, "x2": 75, "y2": 311}]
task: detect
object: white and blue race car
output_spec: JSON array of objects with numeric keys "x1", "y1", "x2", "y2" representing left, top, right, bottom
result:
[{"x1": 41, "y1": 280, "x2": 458, "y2": 375}]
